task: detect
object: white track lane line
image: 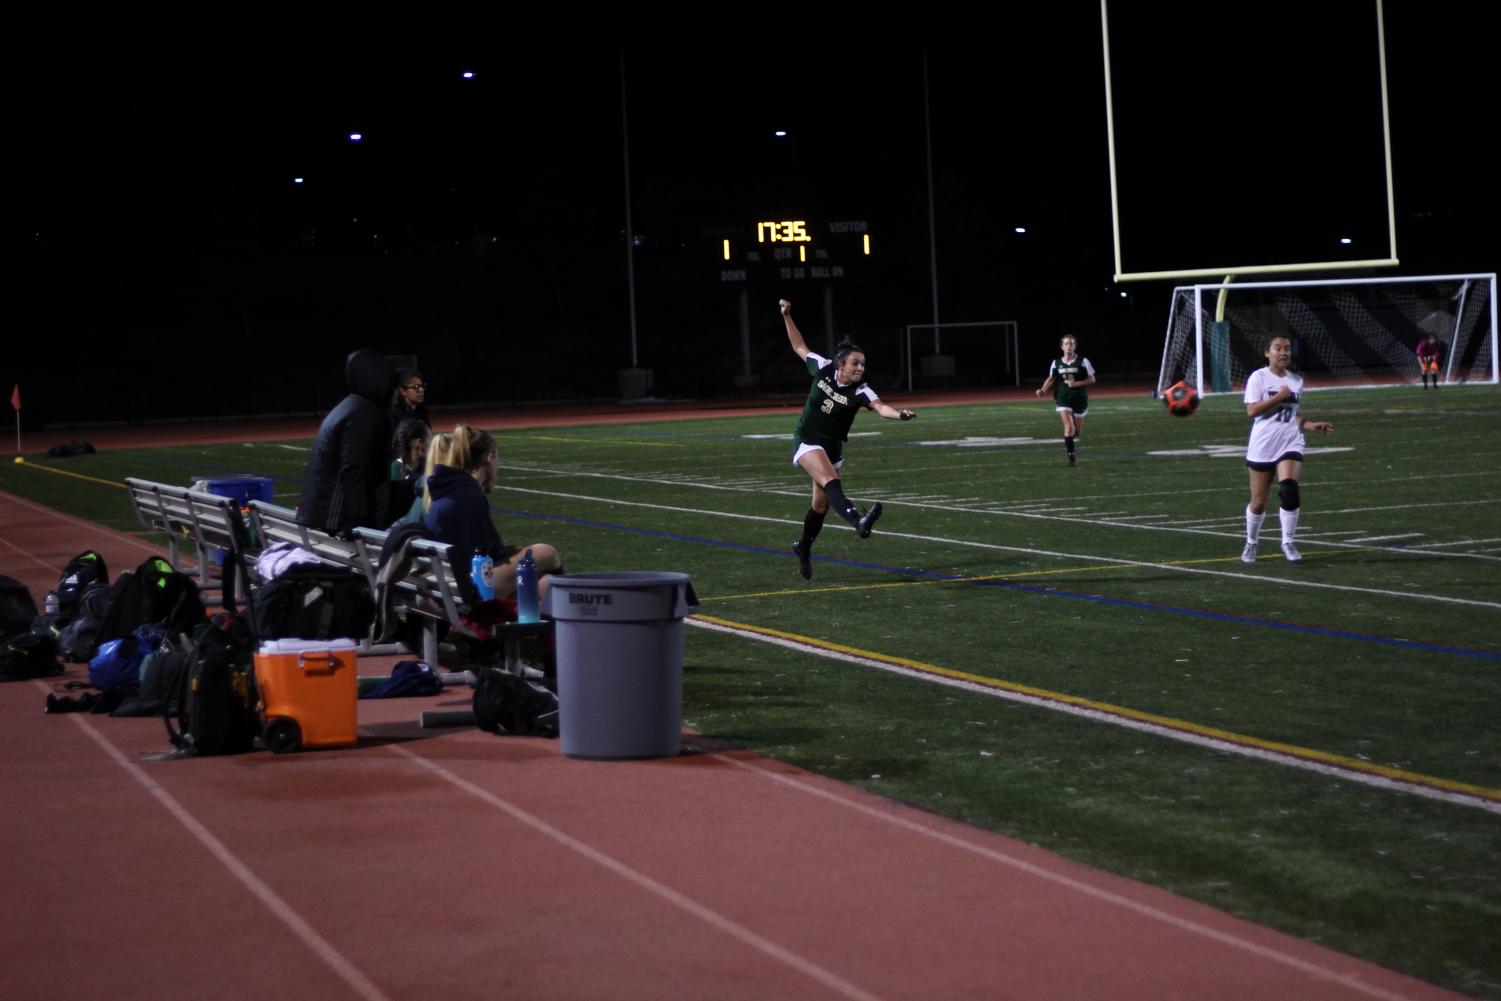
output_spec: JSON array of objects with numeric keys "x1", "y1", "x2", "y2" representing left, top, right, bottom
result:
[
  {"x1": 713, "y1": 752, "x2": 1437, "y2": 1001},
  {"x1": 384, "y1": 744, "x2": 888, "y2": 1001},
  {"x1": 55, "y1": 704, "x2": 392, "y2": 1001}
]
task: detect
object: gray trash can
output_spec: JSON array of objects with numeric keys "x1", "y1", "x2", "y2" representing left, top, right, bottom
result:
[{"x1": 545, "y1": 572, "x2": 699, "y2": 759}]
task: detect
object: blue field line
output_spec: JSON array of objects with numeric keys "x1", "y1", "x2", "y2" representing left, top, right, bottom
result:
[{"x1": 493, "y1": 505, "x2": 1501, "y2": 663}]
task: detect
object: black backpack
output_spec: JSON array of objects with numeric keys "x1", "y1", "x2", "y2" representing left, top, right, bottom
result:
[
  {"x1": 0, "y1": 576, "x2": 39, "y2": 642},
  {"x1": 165, "y1": 613, "x2": 260, "y2": 756},
  {"x1": 94, "y1": 557, "x2": 206, "y2": 652},
  {"x1": 0, "y1": 631, "x2": 64, "y2": 681},
  {"x1": 253, "y1": 564, "x2": 374, "y2": 641},
  {"x1": 55, "y1": 550, "x2": 109, "y2": 623},
  {"x1": 56, "y1": 581, "x2": 114, "y2": 662},
  {"x1": 112, "y1": 641, "x2": 189, "y2": 718},
  {"x1": 472, "y1": 668, "x2": 559, "y2": 738}
]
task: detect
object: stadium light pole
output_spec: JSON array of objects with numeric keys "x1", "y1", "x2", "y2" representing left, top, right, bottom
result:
[
  {"x1": 620, "y1": 49, "x2": 639, "y2": 370},
  {"x1": 923, "y1": 46, "x2": 941, "y2": 353}
]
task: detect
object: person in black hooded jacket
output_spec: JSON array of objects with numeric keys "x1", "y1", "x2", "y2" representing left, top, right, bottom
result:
[{"x1": 297, "y1": 349, "x2": 399, "y2": 537}]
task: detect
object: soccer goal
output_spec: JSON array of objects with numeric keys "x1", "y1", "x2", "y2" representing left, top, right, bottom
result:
[
  {"x1": 900, "y1": 321, "x2": 1021, "y2": 392},
  {"x1": 1157, "y1": 273, "x2": 1497, "y2": 396}
]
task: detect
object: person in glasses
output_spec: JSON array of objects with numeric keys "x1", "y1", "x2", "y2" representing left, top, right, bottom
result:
[{"x1": 391, "y1": 369, "x2": 431, "y2": 433}]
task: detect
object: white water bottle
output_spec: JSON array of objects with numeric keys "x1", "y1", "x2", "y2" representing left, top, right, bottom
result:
[
  {"x1": 44, "y1": 591, "x2": 59, "y2": 615},
  {"x1": 515, "y1": 549, "x2": 539, "y2": 623}
]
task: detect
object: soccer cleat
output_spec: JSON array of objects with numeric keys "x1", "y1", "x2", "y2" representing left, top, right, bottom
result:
[
  {"x1": 1240, "y1": 542, "x2": 1258, "y2": 563},
  {"x1": 856, "y1": 502, "x2": 883, "y2": 539},
  {"x1": 1281, "y1": 541, "x2": 1302, "y2": 563},
  {"x1": 1068, "y1": 453, "x2": 1076, "y2": 466},
  {"x1": 792, "y1": 540, "x2": 812, "y2": 579}
]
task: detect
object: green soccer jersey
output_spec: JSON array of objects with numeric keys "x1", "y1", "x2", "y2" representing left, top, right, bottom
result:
[
  {"x1": 793, "y1": 352, "x2": 878, "y2": 461},
  {"x1": 1050, "y1": 355, "x2": 1095, "y2": 412}
]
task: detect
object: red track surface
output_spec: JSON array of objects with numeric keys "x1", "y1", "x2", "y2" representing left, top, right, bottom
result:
[{"x1": 0, "y1": 396, "x2": 1473, "y2": 1001}]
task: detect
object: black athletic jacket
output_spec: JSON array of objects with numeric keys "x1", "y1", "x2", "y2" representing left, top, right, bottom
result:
[{"x1": 297, "y1": 349, "x2": 398, "y2": 535}]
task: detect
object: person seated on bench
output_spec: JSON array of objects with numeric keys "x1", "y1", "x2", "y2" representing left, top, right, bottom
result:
[
  {"x1": 382, "y1": 419, "x2": 433, "y2": 528},
  {"x1": 390, "y1": 430, "x2": 450, "y2": 529},
  {"x1": 423, "y1": 424, "x2": 561, "y2": 602},
  {"x1": 390, "y1": 368, "x2": 431, "y2": 431},
  {"x1": 297, "y1": 349, "x2": 398, "y2": 538},
  {"x1": 391, "y1": 418, "x2": 432, "y2": 482}
]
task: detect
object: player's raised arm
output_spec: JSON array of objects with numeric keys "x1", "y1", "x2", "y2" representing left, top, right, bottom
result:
[{"x1": 780, "y1": 298, "x2": 810, "y2": 361}]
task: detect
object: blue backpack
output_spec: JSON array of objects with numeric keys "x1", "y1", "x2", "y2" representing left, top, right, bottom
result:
[{"x1": 88, "y1": 624, "x2": 166, "y2": 690}]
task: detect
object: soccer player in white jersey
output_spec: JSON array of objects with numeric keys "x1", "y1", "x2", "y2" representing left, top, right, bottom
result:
[{"x1": 1241, "y1": 335, "x2": 1334, "y2": 563}]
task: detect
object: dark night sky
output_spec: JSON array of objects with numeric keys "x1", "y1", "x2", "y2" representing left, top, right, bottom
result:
[{"x1": 13, "y1": 2, "x2": 1498, "y2": 424}]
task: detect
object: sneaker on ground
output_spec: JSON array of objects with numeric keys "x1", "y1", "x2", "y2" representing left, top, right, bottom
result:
[
  {"x1": 856, "y1": 502, "x2": 883, "y2": 539},
  {"x1": 1068, "y1": 453, "x2": 1076, "y2": 466},
  {"x1": 1281, "y1": 541, "x2": 1302, "y2": 563},
  {"x1": 792, "y1": 540, "x2": 812, "y2": 579},
  {"x1": 1240, "y1": 542, "x2": 1258, "y2": 563}
]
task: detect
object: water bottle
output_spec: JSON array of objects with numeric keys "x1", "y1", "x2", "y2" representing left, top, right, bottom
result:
[
  {"x1": 44, "y1": 591, "x2": 59, "y2": 615},
  {"x1": 515, "y1": 548, "x2": 539, "y2": 623},
  {"x1": 470, "y1": 551, "x2": 495, "y2": 601}
]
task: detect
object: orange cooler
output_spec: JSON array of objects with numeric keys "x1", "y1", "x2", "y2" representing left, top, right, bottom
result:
[{"x1": 255, "y1": 639, "x2": 359, "y2": 752}]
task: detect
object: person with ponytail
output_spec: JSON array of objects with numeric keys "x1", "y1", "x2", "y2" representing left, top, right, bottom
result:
[
  {"x1": 780, "y1": 298, "x2": 915, "y2": 580},
  {"x1": 423, "y1": 425, "x2": 561, "y2": 599}
]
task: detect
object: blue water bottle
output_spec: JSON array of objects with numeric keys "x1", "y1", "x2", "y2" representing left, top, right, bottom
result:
[
  {"x1": 470, "y1": 551, "x2": 495, "y2": 600},
  {"x1": 515, "y1": 548, "x2": 539, "y2": 623}
]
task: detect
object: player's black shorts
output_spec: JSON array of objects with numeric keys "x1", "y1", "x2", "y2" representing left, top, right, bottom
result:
[{"x1": 1246, "y1": 451, "x2": 1304, "y2": 472}]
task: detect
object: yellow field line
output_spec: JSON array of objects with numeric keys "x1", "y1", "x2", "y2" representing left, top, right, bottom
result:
[
  {"x1": 690, "y1": 612, "x2": 1501, "y2": 805},
  {"x1": 12, "y1": 457, "x2": 126, "y2": 490}
]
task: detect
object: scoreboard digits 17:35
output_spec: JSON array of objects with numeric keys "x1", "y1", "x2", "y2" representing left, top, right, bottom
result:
[{"x1": 712, "y1": 218, "x2": 872, "y2": 284}]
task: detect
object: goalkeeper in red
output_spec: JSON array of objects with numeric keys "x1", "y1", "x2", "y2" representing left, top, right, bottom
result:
[
  {"x1": 1240, "y1": 335, "x2": 1334, "y2": 564},
  {"x1": 781, "y1": 298, "x2": 915, "y2": 579},
  {"x1": 1416, "y1": 332, "x2": 1444, "y2": 389}
]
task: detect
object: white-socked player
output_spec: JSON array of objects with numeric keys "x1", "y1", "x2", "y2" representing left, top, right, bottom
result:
[{"x1": 1241, "y1": 334, "x2": 1334, "y2": 563}]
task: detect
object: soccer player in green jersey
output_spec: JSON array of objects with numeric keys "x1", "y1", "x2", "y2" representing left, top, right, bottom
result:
[
  {"x1": 781, "y1": 298, "x2": 915, "y2": 579},
  {"x1": 1035, "y1": 335, "x2": 1096, "y2": 465}
]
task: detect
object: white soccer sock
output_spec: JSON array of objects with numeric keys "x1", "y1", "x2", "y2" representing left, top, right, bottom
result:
[
  {"x1": 1245, "y1": 506, "x2": 1265, "y2": 543},
  {"x1": 1279, "y1": 506, "x2": 1300, "y2": 543}
]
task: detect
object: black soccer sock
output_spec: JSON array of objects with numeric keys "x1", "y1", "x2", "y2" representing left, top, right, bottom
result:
[
  {"x1": 822, "y1": 479, "x2": 861, "y2": 527},
  {"x1": 800, "y1": 508, "x2": 827, "y2": 548},
  {"x1": 1065, "y1": 435, "x2": 1076, "y2": 458}
]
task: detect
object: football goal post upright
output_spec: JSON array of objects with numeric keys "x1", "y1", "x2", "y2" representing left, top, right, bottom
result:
[{"x1": 1158, "y1": 273, "x2": 1497, "y2": 395}]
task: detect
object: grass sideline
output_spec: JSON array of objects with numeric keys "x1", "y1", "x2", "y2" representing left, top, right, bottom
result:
[{"x1": 3, "y1": 386, "x2": 1499, "y2": 998}]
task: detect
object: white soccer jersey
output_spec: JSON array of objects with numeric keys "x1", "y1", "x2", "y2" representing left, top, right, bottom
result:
[{"x1": 1243, "y1": 366, "x2": 1305, "y2": 463}]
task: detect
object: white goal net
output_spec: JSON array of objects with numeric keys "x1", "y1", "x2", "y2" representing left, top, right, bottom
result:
[{"x1": 1158, "y1": 274, "x2": 1497, "y2": 395}]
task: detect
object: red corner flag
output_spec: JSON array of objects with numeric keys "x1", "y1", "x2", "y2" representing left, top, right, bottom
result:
[{"x1": 8, "y1": 384, "x2": 17, "y2": 412}]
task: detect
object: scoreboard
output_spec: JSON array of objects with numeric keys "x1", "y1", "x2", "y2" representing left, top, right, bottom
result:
[{"x1": 710, "y1": 218, "x2": 874, "y2": 284}]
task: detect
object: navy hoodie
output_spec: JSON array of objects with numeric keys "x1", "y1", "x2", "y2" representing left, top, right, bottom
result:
[{"x1": 423, "y1": 465, "x2": 506, "y2": 563}]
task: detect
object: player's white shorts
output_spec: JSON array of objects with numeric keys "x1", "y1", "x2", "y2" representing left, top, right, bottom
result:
[
  {"x1": 1055, "y1": 405, "x2": 1087, "y2": 417},
  {"x1": 792, "y1": 442, "x2": 844, "y2": 469}
]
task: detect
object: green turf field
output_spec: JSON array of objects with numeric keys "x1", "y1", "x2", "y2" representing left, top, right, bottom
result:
[{"x1": 4, "y1": 386, "x2": 1499, "y2": 997}]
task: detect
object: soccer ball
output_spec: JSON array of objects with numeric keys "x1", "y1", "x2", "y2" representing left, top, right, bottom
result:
[{"x1": 1164, "y1": 381, "x2": 1200, "y2": 417}]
